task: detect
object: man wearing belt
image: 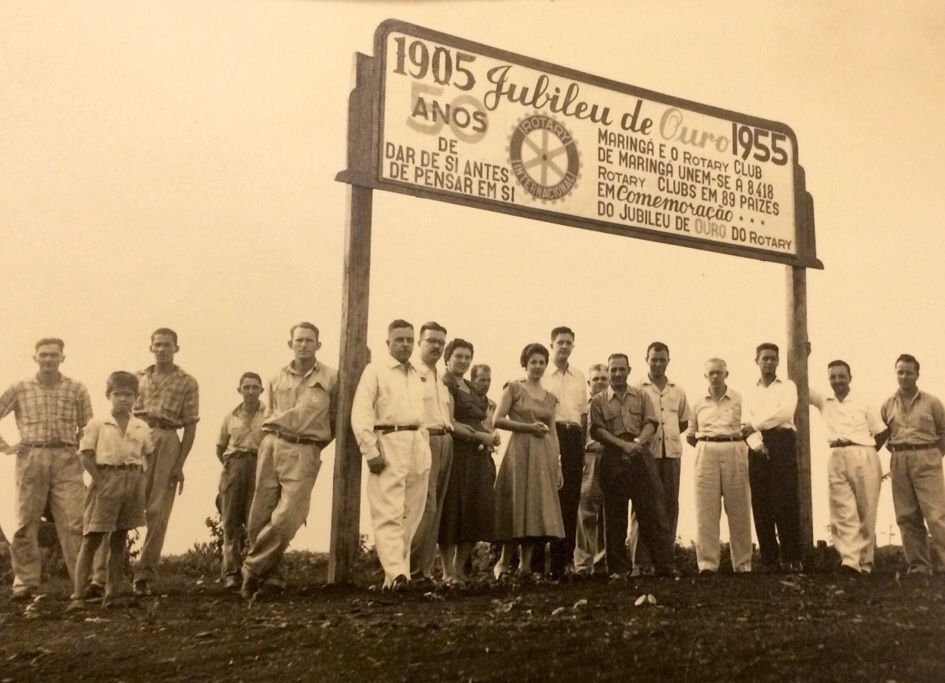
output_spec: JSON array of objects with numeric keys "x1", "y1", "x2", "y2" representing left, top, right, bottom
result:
[
  {"x1": 0, "y1": 337, "x2": 92, "y2": 600},
  {"x1": 881, "y1": 353, "x2": 945, "y2": 578},
  {"x1": 810, "y1": 360, "x2": 888, "y2": 577},
  {"x1": 131, "y1": 328, "x2": 199, "y2": 595},
  {"x1": 631, "y1": 342, "x2": 691, "y2": 575},
  {"x1": 742, "y1": 342, "x2": 802, "y2": 573},
  {"x1": 409, "y1": 322, "x2": 453, "y2": 584},
  {"x1": 241, "y1": 322, "x2": 337, "y2": 599},
  {"x1": 540, "y1": 325, "x2": 588, "y2": 578},
  {"x1": 352, "y1": 319, "x2": 432, "y2": 590},
  {"x1": 686, "y1": 358, "x2": 752, "y2": 575},
  {"x1": 590, "y1": 353, "x2": 674, "y2": 577},
  {"x1": 573, "y1": 363, "x2": 610, "y2": 576},
  {"x1": 216, "y1": 372, "x2": 266, "y2": 590}
]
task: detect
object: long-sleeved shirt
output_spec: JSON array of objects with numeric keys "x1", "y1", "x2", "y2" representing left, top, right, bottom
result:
[
  {"x1": 218, "y1": 403, "x2": 268, "y2": 457},
  {"x1": 418, "y1": 362, "x2": 452, "y2": 430},
  {"x1": 745, "y1": 377, "x2": 797, "y2": 450},
  {"x1": 543, "y1": 364, "x2": 588, "y2": 424},
  {"x1": 881, "y1": 390, "x2": 945, "y2": 451},
  {"x1": 351, "y1": 356, "x2": 426, "y2": 459},
  {"x1": 686, "y1": 387, "x2": 744, "y2": 438},
  {"x1": 263, "y1": 360, "x2": 338, "y2": 442},
  {"x1": 811, "y1": 389, "x2": 885, "y2": 447},
  {"x1": 638, "y1": 376, "x2": 691, "y2": 458},
  {"x1": 133, "y1": 365, "x2": 199, "y2": 428},
  {"x1": 0, "y1": 374, "x2": 93, "y2": 449}
]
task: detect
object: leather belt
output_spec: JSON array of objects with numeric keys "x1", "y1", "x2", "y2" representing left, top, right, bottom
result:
[
  {"x1": 264, "y1": 430, "x2": 326, "y2": 447},
  {"x1": 888, "y1": 443, "x2": 936, "y2": 452},
  {"x1": 146, "y1": 419, "x2": 181, "y2": 430},
  {"x1": 375, "y1": 425, "x2": 420, "y2": 434},
  {"x1": 226, "y1": 449, "x2": 258, "y2": 458},
  {"x1": 426, "y1": 428, "x2": 449, "y2": 437},
  {"x1": 23, "y1": 441, "x2": 75, "y2": 448},
  {"x1": 99, "y1": 463, "x2": 143, "y2": 472},
  {"x1": 698, "y1": 436, "x2": 743, "y2": 442},
  {"x1": 556, "y1": 422, "x2": 583, "y2": 431},
  {"x1": 829, "y1": 439, "x2": 857, "y2": 448}
]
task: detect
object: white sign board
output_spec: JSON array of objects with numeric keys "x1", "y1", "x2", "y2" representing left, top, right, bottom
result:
[{"x1": 370, "y1": 20, "x2": 817, "y2": 267}]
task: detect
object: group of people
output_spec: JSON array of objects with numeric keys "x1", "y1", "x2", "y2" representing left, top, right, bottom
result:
[{"x1": 2, "y1": 323, "x2": 945, "y2": 608}]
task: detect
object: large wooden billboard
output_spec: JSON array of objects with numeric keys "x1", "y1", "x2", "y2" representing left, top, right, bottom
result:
[
  {"x1": 341, "y1": 19, "x2": 820, "y2": 269},
  {"x1": 331, "y1": 19, "x2": 819, "y2": 582}
]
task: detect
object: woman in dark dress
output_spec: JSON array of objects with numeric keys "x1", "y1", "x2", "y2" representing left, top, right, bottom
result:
[{"x1": 438, "y1": 340, "x2": 500, "y2": 584}]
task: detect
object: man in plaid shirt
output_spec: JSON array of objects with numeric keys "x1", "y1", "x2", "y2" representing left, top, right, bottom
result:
[
  {"x1": 129, "y1": 328, "x2": 199, "y2": 595},
  {"x1": 0, "y1": 337, "x2": 92, "y2": 600}
]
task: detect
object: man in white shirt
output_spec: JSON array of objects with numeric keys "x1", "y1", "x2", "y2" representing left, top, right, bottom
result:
[
  {"x1": 742, "y1": 342, "x2": 802, "y2": 573},
  {"x1": 408, "y1": 322, "x2": 453, "y2": 584},
  {"x1": 352, "y1": 319, "x2": 432, "y2": 591},
  {"x1": 810, "y1": 360, "x2": 888, "y2": 577},
  {"x1": 540, "y1": 325, "x2": 588, "y2": 578}
]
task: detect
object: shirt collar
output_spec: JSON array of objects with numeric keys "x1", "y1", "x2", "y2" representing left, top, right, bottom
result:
[
  {"x1": 606, "y1": 385, "x2": 631, "y2": 401},
  {"x1": 756, "y1": 377, "x2": 782, "y2": 386},
  {"x1": 641, "y1": 375, "x2": 674, "y2": 388},
  {"x1": 551, "y1": 364, "x2": 573, "y2": 376},
  {"x1": 287, "y1": 360, "x2": 320, "y2": 378},
  {"x1": 703, "y1": 386, "x2": 732, "y2": 401},
  {"x1": 231, "y1": 402, "x2": 263, "y2": 417},
  {"x1": 386, "y1": 356, "x2": 414, "y2": 372}
]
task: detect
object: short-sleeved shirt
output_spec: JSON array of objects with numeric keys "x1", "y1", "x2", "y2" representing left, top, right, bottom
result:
[
  {"x1": 263, "y1": 360, "x2": 339, "y2": 442},
  {"x1": 80, "y1": 414, "x2": 154, "y2": 466},
  {"x1": 881, "y1": 390, "x2": 945, "y2": 451},
  {"x1": 133, "y1": 365, "x2": 199, "y2": 428},
  {"x1": 0, "y1": 374, "x2": 93, "y2": 449},
  {"x1": 590, "y1": 385, "x2": 658, "y2": 441},
  {"x1": 638, "y1": 376, "x2": 691, "y2": 458},
  {"x1": 218, "y1": 403, "x2": 267, "y2": 457},
  {"x1": 543, "y1": 365, "x2": 588, "y2": 424},
  {"x1": 687, "y1": 387, "x2": 744, "y2": 439},
  {"x1": 811, "y1": 389, "x2": 885, "y2": 447}
]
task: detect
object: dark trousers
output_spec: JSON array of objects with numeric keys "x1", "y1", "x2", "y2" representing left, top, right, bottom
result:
[
  {"x1": 748, "y1": 428, "x2": 802, "y2": 565},
  {"x1": 632, "y1": 456, "x2": 681, "y2": 568},
  {"x1": 599, "y1": 445, "x2": 674, "y2": 575},
  {"x1": 531, "y1": 424, "x2": 585, "y2": 575}
]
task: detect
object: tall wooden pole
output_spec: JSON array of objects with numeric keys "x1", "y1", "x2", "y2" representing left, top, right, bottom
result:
[
  {"x1": 786, "y1": 265, "x2": 813, "y2": 558},
  {"x1": 329, "y1": 53, "x2": 377, "y2": 584}
]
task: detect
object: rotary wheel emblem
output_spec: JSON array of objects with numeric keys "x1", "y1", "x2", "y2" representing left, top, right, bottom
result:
[{"x1": 507, "y1": 113, "x2": 581, "y2": 203}]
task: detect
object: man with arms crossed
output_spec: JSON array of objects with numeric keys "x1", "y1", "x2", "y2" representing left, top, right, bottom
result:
[
  {"x1": 541, "y1": 326, "x2": 588, "y2": 578},
  {"x1": 686, "y1": 358, "x2": 752, "y2": 575},
  {"x1": 409, "y1": 322, "x2": 453, "y2": 584},
  {"x1": 131, "y1": 328, "x2": 199, "y2": 595},
  {"x1": 0, "y1": 337, "x2": 91, "y2": 600},
  {"x1": 241, "y1": 323, "x2": 337, "y2": 599},
  {"x1": 573, "y1": 363, "x2": 609, "y2": 576},
  {"x1": 631, "y1": 342, "x2": 691, "y2": 575},
  {"x1": 352, "y1": 320, "x2": 432, "y2": 590},
  {"x1": 742, "y1": 342, "x2": 802, "y2": 573},
  {"x1": 810, "y1": 360, "x2": 888, "y2": 577},
  {"x1": 881, "y1": 354, "x2": 945, "y2": 578},
  {"x1": 590, "y1": 353, "x2": 675, "y2": 577}
]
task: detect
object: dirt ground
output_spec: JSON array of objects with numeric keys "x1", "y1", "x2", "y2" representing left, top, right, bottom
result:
[{"x1": 2, "y1": 550, "x2": 945, "y2": 683}]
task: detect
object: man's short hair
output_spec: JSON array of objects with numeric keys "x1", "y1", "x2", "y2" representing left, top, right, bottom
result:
[
  {"x1": 550, "y1": 326, "x2": 575, "y2": 341},
  {"x1": 895, "y1": 353, "x2": 920, "y2": 373},
  {"x1": 646, "y1": 341, "x2": 670, "y2": 357},
  {"x1": 151, "y1": 328, "x2": 179, "y2": 345},
  {"x1": 705, "y1": 357, "x2": 728, "y2": 370},
  {"x1": 289, "y1": 322, "x2": 320, "y2": 340},
  {"x1": 106, "y1": 371, "x2": 139, "y2": 397},
  {"x1": 388, "y1": 319, "x2": 414, "y2": 333},
  {"x1": 588, "y1": 363, "x2": 608, "y2": 375},
  {"x1": 470, "y1": 364, "x2": 491, "y2": 380},
  {"x1": 827, "y1": 360, "x2": 851, "y2": 375},
  {"x1": 419, "y1": 321, "x2": 447, "y2": 337},
  {"x1": 755, "y1": 342, "x2": 779, "y2": 359},
  {"x1": 35, "y1": 337, "x2": 65, "y2": 352},
  {"x1": 607, "y1": 353, "x2": 630, "y2": 367},
  {"x1": 445, "y1": 338, "x2": 474, "y2": 361},
  {"x1": 521, "y1": 343, "x2": 549, "y2": 368},
  {"x1": 239, "y1": 371, "x2": 263, "y2": 387}
]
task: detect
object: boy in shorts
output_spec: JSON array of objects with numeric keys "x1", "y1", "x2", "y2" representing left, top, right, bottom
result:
[{"x1": 67, "y1": 372, "x2": 153, "y2": 611}]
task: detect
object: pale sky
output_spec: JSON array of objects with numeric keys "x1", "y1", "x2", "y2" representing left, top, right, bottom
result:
[{"x1": 1, "y1": 0, "x2": 943, "y2": 555}]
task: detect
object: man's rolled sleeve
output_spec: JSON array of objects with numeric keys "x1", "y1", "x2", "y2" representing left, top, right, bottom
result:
[
  {"x1": 79, "y1": 420, "x2": 100, "y2": 453},
  {"x1": 351, "y1": 365, "x2": 380, "y2": 460}
]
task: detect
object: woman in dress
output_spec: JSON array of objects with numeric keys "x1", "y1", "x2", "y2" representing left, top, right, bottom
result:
[
  {"x1": 438, "y1": 340, "x2": 501, "y2": 584},
  {"x1": 492, "y1": 343, "x2": 565, "y2": 580}
]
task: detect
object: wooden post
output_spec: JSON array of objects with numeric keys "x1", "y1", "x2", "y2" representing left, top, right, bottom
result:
[
  {"x1": 786, "y1": 265, "x2": 814, "y2": 559},
  {"x1": 329, "y1": 53, "x2": 377, "y2": 584}
]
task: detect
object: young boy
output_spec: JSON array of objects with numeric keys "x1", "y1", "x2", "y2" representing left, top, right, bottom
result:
[
  {"x1": 216, "y1": 372, "x2": 266, "y2": 590},
  {"x1": 67, "y1": 372, "x2": 153, "y2": 611}
]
